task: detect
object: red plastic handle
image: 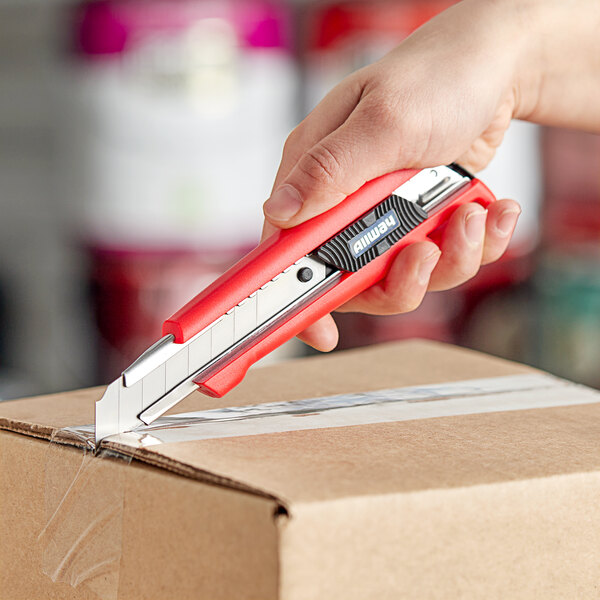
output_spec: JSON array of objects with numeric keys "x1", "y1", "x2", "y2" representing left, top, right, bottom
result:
[{"x1": 163, "y1": 169, "x2": 495, "y2": 397}]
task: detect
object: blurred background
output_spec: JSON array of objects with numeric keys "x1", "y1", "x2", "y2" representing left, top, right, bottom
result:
[{"x1": 1, "y1": 0, "x2": 599, "y2": 401}]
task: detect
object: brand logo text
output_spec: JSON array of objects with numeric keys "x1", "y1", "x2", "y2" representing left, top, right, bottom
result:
[{"x1": 348, "y1": 210, "x2": 400, "y2": 258}]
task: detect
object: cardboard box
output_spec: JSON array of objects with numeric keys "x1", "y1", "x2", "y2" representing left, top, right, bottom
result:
[{"x1": 2, "y1": 339, "x2": 600, "y2": 599}]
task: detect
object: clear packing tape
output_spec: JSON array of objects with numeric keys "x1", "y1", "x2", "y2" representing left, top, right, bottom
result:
[
  {"x1": 37, "y1": 373, "x2": 600, "y2": 599},
  {"x1": 61, "y1": 373, "x2": 600, "y2": 448},
  {"x1": 38, "y1": 434, "x2": 131, "y2": 600}
]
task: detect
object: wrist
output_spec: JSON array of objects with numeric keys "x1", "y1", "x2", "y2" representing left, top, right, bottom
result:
[
  {"x1": 509, "y1": 0, "x2": 600, "y2": 129},
  {"x1": 509, "y1": 0, "x2": 553, "y2": 121},
  {"x1": 474, "y1": 0, "x2": 542, "y2": 121},
  {"x1": 453, "y1": 0, "x2": 535, "y2": 119}
]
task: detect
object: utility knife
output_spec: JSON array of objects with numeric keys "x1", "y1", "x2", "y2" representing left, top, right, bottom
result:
[{"x1": 95, "y1": 164, "x2": 496, "y2": 443}]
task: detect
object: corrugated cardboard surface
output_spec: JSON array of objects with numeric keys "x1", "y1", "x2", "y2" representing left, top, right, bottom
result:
[
  {"x1": 0, "y1": 431, "x2": 280, "y2": 600},
  {"x1": 2, "y1": 339, "x2": 600, "y2": 599}
]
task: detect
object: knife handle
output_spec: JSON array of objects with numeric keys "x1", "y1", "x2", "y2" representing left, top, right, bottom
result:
[{"x1": 164, "y1": 171, "x2": 495, "y2": 397}]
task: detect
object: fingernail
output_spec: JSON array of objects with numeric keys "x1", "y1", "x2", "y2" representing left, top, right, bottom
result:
[
  {"x1": 417, "y1": 248, "x2": 441, "y2": 285},
  {"x1": 496, "y1": 207, "x2": 521, "y2": 236},
  {"x1": 465, "y1": 208, "x2": 487, "y2": 246},
  {"x1": 264, "y1": 184, "x2": 303, "y2": 222}
]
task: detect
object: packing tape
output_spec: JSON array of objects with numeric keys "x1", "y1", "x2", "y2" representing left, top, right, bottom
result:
[
  {"x1": 66, "y1": 373, "x2": 600, "y2": 450},
  {"x1": 38, "y1": 429, "x2": 131, "y2": 600}
]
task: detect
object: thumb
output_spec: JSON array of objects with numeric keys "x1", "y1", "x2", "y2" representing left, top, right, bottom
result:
[{"x1": 263, "y1": 106, "x2": 400, "y2": 228}]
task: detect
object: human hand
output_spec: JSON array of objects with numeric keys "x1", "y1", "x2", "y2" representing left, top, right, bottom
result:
[{"x1": 262, "y1": 0, "x2": 531, "y2": 351}]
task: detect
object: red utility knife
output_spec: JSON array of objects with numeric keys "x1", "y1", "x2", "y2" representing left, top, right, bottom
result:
[{"x1": 95, "y1": 164, "x2": 495, "y2": 443}]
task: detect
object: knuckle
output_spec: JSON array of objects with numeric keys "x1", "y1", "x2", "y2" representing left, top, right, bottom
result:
[
  {"x1": 482, "y1": 245, "x2": 505, "y2": 266},
  {"x1": 298, "y1": 142, "x2": 344, "y2": 188},
  {"x1": 363, "y1": 93, "x2": 402, "y2": 130},
  {"x1": 360, "y1": 93, "x2": 428, "y2": 165},
  {"x1": 396, "y1": 116, "x2": 432, "y2": 164},
  {"x1": 400, "y1": 294, "x2": 423, "y2": 314},
  {"x1": 283, "y1": 125, "x2": 304, "y2": 153},
  {"x1": 445, "y1": 254, "x2": 480, "y2": 283},
  {"x1": 380, "y1": 291, "x2": 421, "y2": 315}
]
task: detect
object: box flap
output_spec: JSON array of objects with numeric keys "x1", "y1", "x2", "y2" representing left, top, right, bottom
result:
[{"x1": 2, "y1": 339, "x2": 600, "y2": 506}]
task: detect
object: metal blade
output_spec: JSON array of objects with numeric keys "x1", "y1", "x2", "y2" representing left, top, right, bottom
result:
[
  {"x1": 94, "y1": 378, "x2": 143, "y2": 445},
  {"x1": 391, "y1": 165, "x2": 469, "y2": 214},
  {"x1": 95, "y1": 255, "x2": 335, "y2": 443},
  {"x1": 138, "y1": 269, "x2": 341, "y2": 425}
]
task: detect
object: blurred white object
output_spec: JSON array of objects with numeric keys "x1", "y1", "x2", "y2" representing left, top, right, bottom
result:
[
  {"x1": 55, "y1": 0, "x2": 297, "y2": 251},
  {"x1": 479, "y1": 120, "x2": 541, "y2": 254}
]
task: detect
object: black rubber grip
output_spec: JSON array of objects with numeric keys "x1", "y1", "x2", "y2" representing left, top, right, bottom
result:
[{"x1": 313, "y1": 194, "x2": 428, "y2": 272}]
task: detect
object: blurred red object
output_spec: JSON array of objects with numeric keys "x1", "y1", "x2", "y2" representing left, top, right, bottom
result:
[
  {"x1": 89, "y1": 246, "x2": 247, "y2": 381},
  {"x1": 308, "y1": 0, "x2": 455, "y2": 51},
  {"x1": 335, "y1": 291, "x2": 458, "y2": 351},
  {"x1": 542, "y1": 128, "x2": 600, "y2": 249}
]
